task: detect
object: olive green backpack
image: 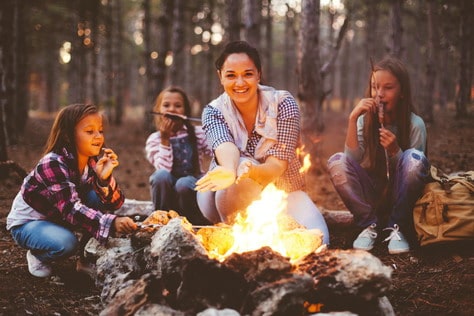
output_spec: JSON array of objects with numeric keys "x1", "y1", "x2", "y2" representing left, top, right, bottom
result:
[{"x1": 413, "y1": 166, "x2": 474, "y2": 246}]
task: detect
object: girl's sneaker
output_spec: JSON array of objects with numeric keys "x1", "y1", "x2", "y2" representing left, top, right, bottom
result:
[
  {"x1": 384, "y1": 224, "x2": 410, "y2": 254},
  {"x1": 27, "y1": 250, "x2": 52, "y2": 278},
  {"x1": 353, "y1": 223, "x2": 378, "y2": 250}
]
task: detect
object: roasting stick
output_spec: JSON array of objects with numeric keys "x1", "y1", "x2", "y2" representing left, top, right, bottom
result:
[
  {"x1": 150, "y1": 111, "x2": 202, "y2": 122},
  {"x1": 135, "y1": 221, "x2": 225, "y2": 230},
  {"x1": 370, "y1": 57, "x2": 390, "y2": 181},
  {"x1": 378, "y1": 101, "x2": 390, "y2": 181}
]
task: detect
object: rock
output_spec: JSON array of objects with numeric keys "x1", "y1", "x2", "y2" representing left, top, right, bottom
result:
[
  {"x1": 242, "y1": 274, "x2": 314, "y2": 316},
  {"x1": 115, "y1": 199, "x2": 154, "y2": 217},
  {"x1": 145, "y1": 218, "x2": 208, "y2": 291},
  {"x1": 100, "y1": 273, "x2": 167, "y2": 316},
  {"x1": 295, "y1": 249, "x2": 393, "y2": 314}
]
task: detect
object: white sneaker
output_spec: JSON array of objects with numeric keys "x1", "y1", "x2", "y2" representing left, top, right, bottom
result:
[
  {"x1": 27, "y1": 250, "x2": 52, "y2": 278},
  {"x1": 384, "y1": 224, "x2": 410, "y2": 254},
  {"x1": 353, "y1": 223, "x2": 378, "y2": 251}
]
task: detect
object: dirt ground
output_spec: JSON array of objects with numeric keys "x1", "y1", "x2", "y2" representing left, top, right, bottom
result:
[{"x1": 0, "y1": 106, "x2": 473, "y2": 315}]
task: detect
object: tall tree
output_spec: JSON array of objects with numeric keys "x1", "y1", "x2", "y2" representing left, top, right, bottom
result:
[
  {"x1": 420, "y1": 0, "x2": 438, "y2": 123},
  {"x1": 0, "y1": 0, "x2": 26, "y2": 178},
  {"x1": 264, "y1": 0, "x2": 273, "y2": 84},
  {"x1": 298, "y1": 0, "x2": 324, "y2": 163},
  {"x1": 170, "y1": 0, "x2": 186, "y2": 86},
  {"x1": 243, "y1": 0, "x2": 261, "y2": 49},
  {"x1": 114, "y1": 0, "x2": 124, "y2": 124},
  {"x1": 225, "y1": 0, "x2": 240, "y2": 42},
  {"x1": 455, "y1": 0, "x2": 472, "y2": 118},
  {"x1": 389, "y1": 0, "x2": 403, "y2": 57},
  {"x1": 283, "y1": 4, "x2": 296, "y2": 92}
]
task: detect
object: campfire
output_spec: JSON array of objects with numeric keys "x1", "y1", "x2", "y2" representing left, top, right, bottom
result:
[
  {"x1": 84, "y1": 183, "x2": 395, "y2": 315},
  {"x1": 197, "y1": 183, "x2": 323, "y2": 263}
]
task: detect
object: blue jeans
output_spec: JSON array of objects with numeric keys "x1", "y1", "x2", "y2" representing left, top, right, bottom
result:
[
  {"x1": 327, "y1": 149, "x2": 429, "y2": 240},
  {"x1": 10, "y1": 190, "x2": 105, "y2": 263},
  {"x1": 149, "y1": 169, "x2": 209, "y2": 224},
  {"x1": 197, "y1": 178, "x2": 330, "y2": 245}
]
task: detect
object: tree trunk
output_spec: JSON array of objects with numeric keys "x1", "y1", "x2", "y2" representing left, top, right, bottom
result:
[
  {"x1": 244, "y1": 0, "x2": 261, "y2": 50},
  {"x1": 298, "y1": 0, "x2": 324, "y2": 165},
  {"x1": 455, "y1": 0, "x2": 472, "y2": 118},
  {"x1": 283, "y1": 5, "x2": 295, "y2": 91},
  {"x1": 389, "y1": 0, "x2": 403, "y2": 58},
  {"x1": 225, "y1": 0, "x2": 240, "y2": 43},
  {"x1": 364, "y1": 0, "x2": 379, "y2": 60},
  {"x1": 170, "y1": 0, "x2": 186, "y2": 86},
  {"x1": 339, "y1": 38, "x2": 350, "y2": 112},
  {"x1": 114, "y1": 0, "x2": 123, "y2": 125},
  {"x1": 420, "y1": 0, "x2": 438, "y2": 123},
  {"x1": 13, "y1": 0, "x2": 28, "y2": 135},
  {"x1": 264, "y1": 0, "x2": 272, "y2": 85}
]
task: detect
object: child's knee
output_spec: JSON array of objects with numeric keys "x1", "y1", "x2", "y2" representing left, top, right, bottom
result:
[{"x1": 327, "y1": 153, "x2": 348, "y2": 186}]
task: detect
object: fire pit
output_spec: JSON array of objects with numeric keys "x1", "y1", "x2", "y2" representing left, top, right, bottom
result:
[{"x1": 84, "y1": 185, "x2": 394, "y2": 315}]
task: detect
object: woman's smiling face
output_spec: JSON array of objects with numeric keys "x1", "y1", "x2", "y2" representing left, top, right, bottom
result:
[{"x1": 219, "y1": 53, "x2": 260, "y2": 108}]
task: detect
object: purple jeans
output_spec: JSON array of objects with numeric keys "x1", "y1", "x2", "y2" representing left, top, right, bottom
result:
[{"x1": 327, "y1": 149, "x2": 429, "y2": 239}]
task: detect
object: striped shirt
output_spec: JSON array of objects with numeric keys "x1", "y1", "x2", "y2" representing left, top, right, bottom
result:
[
  {"x1": 202, "y1": 96, "x2": 305, "y2": 192},
  {"x1": 145, "y1": 125, "x2": 211, "y2": 174},
  {"x1": 7, "y1": 147, "x2": 124, "y2": 244}
]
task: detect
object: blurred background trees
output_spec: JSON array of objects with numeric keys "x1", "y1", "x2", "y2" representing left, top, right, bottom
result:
[{"x1": 0, "y1": 0, "x2": 472, "y2": 169}]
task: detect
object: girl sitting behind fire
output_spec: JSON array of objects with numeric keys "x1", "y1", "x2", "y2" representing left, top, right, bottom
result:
[
  {"x1": 327, "y1": 57, "x2": 430, "y2": 254},
  {"x1": 146, "y1": 86, "x2": 211, "y2": 225}
]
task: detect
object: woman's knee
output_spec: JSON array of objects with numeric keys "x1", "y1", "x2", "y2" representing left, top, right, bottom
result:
[{"x1": 197, "y1": 191, "x2": 220, "y2": 223}]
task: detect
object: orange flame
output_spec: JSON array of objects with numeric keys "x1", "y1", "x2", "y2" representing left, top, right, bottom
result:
[
  {"x1": 205, "y1": 184, "x2": 322, "y2": 263},
  {"x1": 299, "y1": 153, "x2": 311, "y2": 174}
]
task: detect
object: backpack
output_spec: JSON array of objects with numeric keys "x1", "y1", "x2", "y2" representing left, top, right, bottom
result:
[{"x1": 413, "y1": 166, "x2": 474, "y2": 246}]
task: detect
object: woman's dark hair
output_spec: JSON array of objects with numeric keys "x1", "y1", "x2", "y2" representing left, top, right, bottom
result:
[
  {"x1": 362, "y1": 56, "x2": 415, "y2": 176},
  {"x1": 215, "y1": 40, "x2": 262, "y2": 74},
  {"x1": 43, "y1": 104, "x2": 101, "y2": 156},
  {"x1": 153, "y1": 86, "x2": 200, "y2": 176}
]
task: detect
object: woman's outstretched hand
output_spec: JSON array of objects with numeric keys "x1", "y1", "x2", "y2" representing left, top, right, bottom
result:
[{"x1": 195, "y1": 166, "x2": 236, "y2": 192}]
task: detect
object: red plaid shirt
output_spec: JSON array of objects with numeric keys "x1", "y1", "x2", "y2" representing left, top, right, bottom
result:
[{"x1": 21, "y1": 147, "x2": 124, "y2": 243}]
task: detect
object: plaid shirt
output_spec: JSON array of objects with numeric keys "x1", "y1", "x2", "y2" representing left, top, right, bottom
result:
[
  {"x1": 20, "y1": 147, "x2": 124, "y2": 243},
  {"x1": 203, "y1": 96, "x2": 305, "y2": 192}
]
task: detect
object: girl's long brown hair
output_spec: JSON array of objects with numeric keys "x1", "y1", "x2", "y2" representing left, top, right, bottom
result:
[
  {"x1": 361, "y1": 57, "x2": 414, "y2": 179},
  {"x1": 43, "y1": 104, "x2": 100, "y2": 156},
  {"x1": 153, "y1": 86, "x2": 200, "y2": 176}
]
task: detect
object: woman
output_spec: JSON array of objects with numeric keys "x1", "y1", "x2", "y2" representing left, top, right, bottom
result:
[
  {"x1": 327, "y1": 57, "x2": 430, "y2": 254},
  {"x1": 195, "y1": 41, "x2": 329, "y2": 244},
  {"x1": 146, "y1": 86, "x2": 211, "y2": 224}
]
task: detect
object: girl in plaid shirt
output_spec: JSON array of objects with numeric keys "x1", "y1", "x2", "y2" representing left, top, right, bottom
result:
[
  {"x1": 146, "y1": 86, "x2": 211, "y2": 224},
  {"x1": 195, "y1": 41, "x2": 329, "y2": 244},
  {"x1": 7, "y1": 104, "x2": 136, "y2": 277}
]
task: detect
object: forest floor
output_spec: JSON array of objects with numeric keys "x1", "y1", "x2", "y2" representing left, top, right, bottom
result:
[{"x1": 0, "y1": 105, "x2": 473, "y2": 315}]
